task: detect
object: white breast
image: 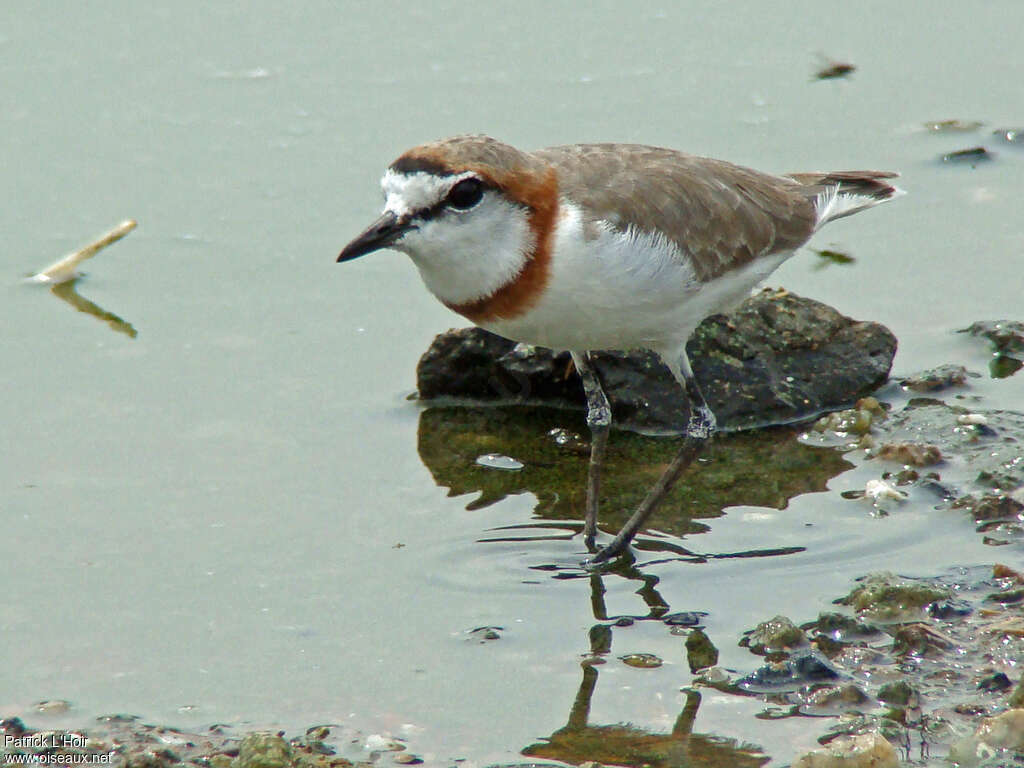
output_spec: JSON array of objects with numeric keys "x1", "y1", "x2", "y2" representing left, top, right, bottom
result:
[{"x1": 481, "y1": 201, "x2": 794, "y2": 358}]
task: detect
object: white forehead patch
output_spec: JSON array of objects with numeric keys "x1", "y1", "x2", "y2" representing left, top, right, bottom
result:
[{"x1": 380, "y1": 169, "x2": 476, "y2": 217}]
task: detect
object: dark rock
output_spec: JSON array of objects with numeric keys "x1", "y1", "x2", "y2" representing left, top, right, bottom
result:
[
  {"x1": 416, "y1": 291, "x2": 897, "y2": 433},
  {"x1": 663, "y1": 611, "x2": 708, "y2": 627},
  {"x1": 737, "y1": 650, "x2": 841, "y2": 693},
  {"x1": 927, "y1": 598, "x2": 974, "y2": 619},
  {"x1": 978, "y1": 672, "x2": 1013, "y2": 692}
]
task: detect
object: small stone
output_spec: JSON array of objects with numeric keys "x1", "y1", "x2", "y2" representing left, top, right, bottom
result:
[
  {"x1": 34, "y1": 700, "x2": 71, "y2": 715},
  {"x1": 365, "y1": 734, "x2": 405, "y2": 752},
  {"x1": 663, "y1": 611, "x2": 707, "y2": 627},
  {"x1": 393, "y1": 754, "x2": 421, "y2": 764},
  {"x1": 958, "y1": 413, "x2": 989, "y2": 426},
  {"x1": 977, "y1": 671, "x2": 1013, "y2": 692},
  {"x1": 792, "y1": 731, "x2": 898, "y2": 768},
  {"x1": 878, "y1": 680, "x2": 916, "y2": 706},
  {"x1": 619, "y1": 653, "x2": 662, "y2": 669},
  {"x1": 899, "y1": 364, "x2": 969, "y2": 392},
  {"x1": 236, "y1": 732, "x2": 292, "y2": 768},
  {"x1": 744, "y1": 615, "x2": 806, "y2": 653},
  {"x1": 891, "y1": 622, "x2": 954, "y2": 657},
  {"x1": 474, "y1": 453, "x2": 524, "y2": 471},
  {"x1": 874, "y1": 442, "x2": 942, "y2": 467}
]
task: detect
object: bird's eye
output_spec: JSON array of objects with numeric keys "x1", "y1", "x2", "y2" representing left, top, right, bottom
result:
[{"x1": 446, "y1": 178, "x2": 484, "y2": 210}]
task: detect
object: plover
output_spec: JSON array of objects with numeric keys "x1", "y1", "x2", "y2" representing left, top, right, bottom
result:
[{"x1": 338, "y1": 135, "x2": 900, "y2": 563}]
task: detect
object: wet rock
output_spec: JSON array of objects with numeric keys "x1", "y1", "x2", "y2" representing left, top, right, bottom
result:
[
  {"x1": 948, "y1": 708, "x2": 1024, "y2": 765},
  {"x1": 806, "y1": 612, "x2": 880, "y2": 641},
  {"x1": 685, "y1": 628, "x2": 719, "y2": 673},
  {"x1": 235, "y1": 733, "x2": 292, "y2": 768},
  {"x1": 890, "y1": 622, "x2": 955, "y2": 657},
  {"x1": 877, "y1": 680, "x2": 916, "y2": 707},
  {"x1": 959, "y1": 320, "x2": 1024, "y2": 358},
  {"x1": 803, "y1": 684, "x2": 871, "y2": 711},
  {"x1": 954, "y1": 493, "x2": 1024, "y2": 521},
  {"x1": 416, "y1": 291, "x2": 896, "y2": 433},
  {"x1": 741, "y1": 615, "x2": 806, "y2": 654},
  {"x1": 620, "y1": 653, "x2": 662, "y2": 668},
  {"x1": 737, "y1": 651, "x2": 841, "y2": 693},
  {"x1": 898, "y1": 364, "x2": 970, "y2": 392},
  {"x1": 813, "y1": 406, "x2": 875, "y2": 437},
  {"x1": 837, "y1": 573, "x2": 950, "y2": 622},
  {"x1": 926, "y1": 597, "x2": 973, "y2": 618},
  {"x1": 977, "y1": 671, "x2": 1013, "y2": 692},
  {"x1": 662, "y1": 610, "x2": 707, "y2": 627},
  {"x1": 873, "y1": 441, "x2": 942, "y2": 466},
  {"x1": 993, "y1": 563, "x2": 1024, "y2": 583},
  {"x1": 960, "y1": 320, "x2": 1024, "y2": 377},
  {"x1": 792, "y1": 731, "x2": 898, "y2": 768},
  {"x1": 1010, "y1": 679, "x2": 1024, "y2": 708}
]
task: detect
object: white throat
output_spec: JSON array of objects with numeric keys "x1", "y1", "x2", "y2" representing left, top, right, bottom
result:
[{"x1": 380, "y1": 169, "x2": 535, "y2": 306}]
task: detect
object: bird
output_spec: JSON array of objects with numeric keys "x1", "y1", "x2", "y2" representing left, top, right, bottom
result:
[{"x1": 338, "y1": 134, "x2": 901, "y2": 564}]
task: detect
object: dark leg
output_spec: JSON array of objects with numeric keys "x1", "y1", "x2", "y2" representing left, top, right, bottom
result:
[
  {"x1": 570, "y1": 351, "x2": 610, "y2": 549},
  {"x1": 589, "y1": 352, "x2": 714, "y2": 565}
]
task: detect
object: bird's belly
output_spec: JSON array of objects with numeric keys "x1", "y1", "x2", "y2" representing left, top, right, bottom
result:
[{"x1": 479, "y1": 249, "x2": 794, "y2": 355}]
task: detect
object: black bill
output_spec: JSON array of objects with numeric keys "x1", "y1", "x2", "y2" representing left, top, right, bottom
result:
[{"x1": 337, "y1": 210, "x2": 412, "y2": 263}]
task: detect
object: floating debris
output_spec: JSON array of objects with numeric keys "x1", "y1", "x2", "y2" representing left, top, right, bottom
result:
[
  {"x1": 993, "y1": 127, "x2": 1024, "y2": 145},
  {"x1": 814, "y1": 57, "x2": 856, "y2": 80},
  {"x1": 924, "y1": 119, "x2": 984, "y2": 133},
  {"x1": 27, "y1": 219, "x2": 137, "y2": 285},
  {"x1": 812, "y1": 248, "x2": 855, "y2": 267},
  {"x1": 941, "y1": 146, "x2": 994, "y2": 165}
]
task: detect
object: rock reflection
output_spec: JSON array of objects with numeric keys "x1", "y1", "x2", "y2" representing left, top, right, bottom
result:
[{"x1": 416, "y1": 404, "x2": 851, "y2": 545}]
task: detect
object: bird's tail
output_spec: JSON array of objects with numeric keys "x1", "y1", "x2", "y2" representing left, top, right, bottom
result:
[{"x1": 787, "y1": 170, "x2": 903, "y2": 229}]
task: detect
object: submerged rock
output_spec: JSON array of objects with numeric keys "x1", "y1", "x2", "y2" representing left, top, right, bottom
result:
[
  {"x1": 742, "y1": 615, "x2": 806, "y2": 654},
  {"x1": 948, "y1": 708, "x2": 1024, "y2": 765},
  {"x1": 837, "y1": 573, "x2": 950, "y2": 622},
  {"x1": 416, "y1": 291, "x2": 896, "y2": 433},
  {"x1": 792, "y1": 731, "x2": 899, "y2": 768}
]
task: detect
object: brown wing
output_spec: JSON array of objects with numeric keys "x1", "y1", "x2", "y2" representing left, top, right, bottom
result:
[{"x1": 534, "y1": 143, "x2": 819, "y2": 281}]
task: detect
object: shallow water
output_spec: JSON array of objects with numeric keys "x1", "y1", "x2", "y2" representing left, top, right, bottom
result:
[{"x1": 2, "y1": 2, "x2": 1022, "y2": 765}]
